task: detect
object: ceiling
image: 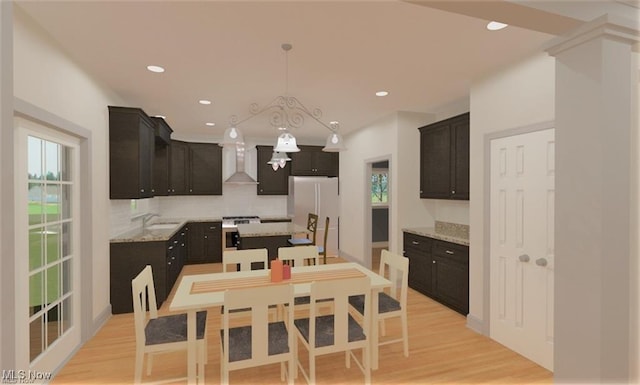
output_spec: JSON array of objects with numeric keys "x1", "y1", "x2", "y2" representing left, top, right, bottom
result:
[{"x1": 16, "y1": 1, "x2": 563, "y2": 144}]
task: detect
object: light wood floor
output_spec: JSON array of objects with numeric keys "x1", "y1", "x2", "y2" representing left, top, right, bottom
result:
[{"x1": 52, "y1": 258, "x2": 552, "y2": 384}]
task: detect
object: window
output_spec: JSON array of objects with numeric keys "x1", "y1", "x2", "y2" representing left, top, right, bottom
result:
[{"x1": 371, "y1": 169, "x2": 388, "y2": 205}]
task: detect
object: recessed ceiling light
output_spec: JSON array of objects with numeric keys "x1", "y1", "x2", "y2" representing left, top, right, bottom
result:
[
  {"x1": 375, "y1": 91, "x2": 389, "y2": 97},
  {"x1": 154, "y1": 115, "x2": 166, "y2": 119},
  {"x1": 199, "y1": 99, "x2": 212, "y2": 105},
  {"x1": 205, "y1": 122, "x2": 216, "y2": 127},
  {"x1": 487, "y1": 21, "x2": 508, "y2": 31},
  {"x1": 146, "y1": 65, "x2": 165, "y2": 73}
]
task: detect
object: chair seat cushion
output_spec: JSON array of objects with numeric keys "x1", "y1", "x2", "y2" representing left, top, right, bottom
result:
[
  {"x1": 293, "y1": 296, "x2": 333, "y2": 305},
  {"x1": 287, "y1": 238, "x2": 313, "y2": 246},
  {"x1": 349, "y1": 292, "x2": 401, "y2": 315},
  {"x1": 294, "y1": 314, "x2": 365, "y2": 348},
  {"x1": 221, "y1": 304, "x2": 277, "y2": 313},
  {"x1": 145, "y1": 311, "x2": 207, "y2": 346},
  {"x1": 220, "y1": 321, "x2": 290, "y2": 362}
]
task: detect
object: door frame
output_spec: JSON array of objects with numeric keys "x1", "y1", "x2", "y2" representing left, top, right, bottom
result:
[
  {"x1": 480, "y1": 120, "x2": 555, "y2": 335},
  {"x1": 12, "y1": 98, "x2": 95, "y2": 374},
  {"x1": 364, "y1": 155, "x2": 392, "y2": 270}
]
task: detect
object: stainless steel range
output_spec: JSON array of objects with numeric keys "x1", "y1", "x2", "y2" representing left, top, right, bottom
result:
[{"x1": 222, "y1": 216, "x2": 260, "y2": 249}]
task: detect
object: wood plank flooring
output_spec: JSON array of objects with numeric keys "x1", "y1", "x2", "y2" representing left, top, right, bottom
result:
[{"x1": 52, "y1": 259, "x2": 552, "y2": 384}]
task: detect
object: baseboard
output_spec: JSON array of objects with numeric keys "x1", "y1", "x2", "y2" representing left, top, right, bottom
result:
[
  {"x1": 90, "y1": 305, "x2": 112, "y2": 338},
  {"x1": 466, "y1": 313, "x2": 487, "y2": 335},
  {"x1": 372, "y1": 241, "x2": 388, "y2": 248}
]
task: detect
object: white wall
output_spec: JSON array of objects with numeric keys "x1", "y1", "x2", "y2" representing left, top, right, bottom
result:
[
  {"x1": 13, "y1": 7, "x2": 125, "y2": 322},
  {"x1": 468, "y1": 53, "x2": 555, "y2": 323}
]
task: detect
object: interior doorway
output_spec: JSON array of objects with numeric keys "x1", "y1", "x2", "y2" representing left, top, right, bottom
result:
[{"x1": 366, "y1": 158, "x2": 390, "y2": 271}]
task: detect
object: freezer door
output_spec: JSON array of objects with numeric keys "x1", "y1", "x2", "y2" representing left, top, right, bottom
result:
[{"x1": 316, "y1": 178, "x2": 339, "y2": 256}]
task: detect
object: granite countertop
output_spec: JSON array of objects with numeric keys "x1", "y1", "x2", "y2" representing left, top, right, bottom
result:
[
  {"x1": 110, "y1": 217, "x2": 224, "y2": 243},
  {"x1": 403, "y1": 221, "x2": 469, "y2": 246},
  {"x1": 237, "y1": 222, "x2": 308, "y2": 238}
]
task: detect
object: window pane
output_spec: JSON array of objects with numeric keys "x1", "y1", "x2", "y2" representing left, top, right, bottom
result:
[
  {"x1": 29, "y1": 227, "x2": 44, "y2": 271},
  {"x1": 60, "y1": 145, "x2": 71, "y2": 181},
  {"x1": 62, "y1": 259, "x2": 71, "y2": 295},
  {"x1": 45, "y1": 224, "x2": 61, "y2": 264},
  {"x1": 62, "y1": 222, "x2": 71, "y2": 257},
  {"x1": 29, "y1": 313, "x2": 45, "y2": 362},
  {"x1": 371, "y1": 172, "x2": 388, "y2": 203},
  {"x1": 28, "y1": 182, "x2": 45, "y2": 226},
  {"x1": 44, "y1": 141, "x2": 61, "y2": 181},
  {"x1": 45, "y1": 184, "x2": 61, "y2": 222},
  {"x1": 46, "y1": 264, "x2": 61, "y2": 303},
  {"x1": 29, "y1": 271, "x2": 44, "y2": 313},
  {"x1": 61, "y1": 184, "x2": 71, "y2": 220},
  {"x1": 28, "y1": 136, "x2": 43, "y2": 180},
  {"x1": 62, "y1": 296, "x2": 72, "y2": 334},
  {"x1": 46, "y1": 304, "x2": 61, "y2": 348}
]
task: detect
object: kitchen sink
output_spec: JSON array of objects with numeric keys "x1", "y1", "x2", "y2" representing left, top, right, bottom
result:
[{"x1": 145, "y1": 223, "x2": 180, "y2": 231}]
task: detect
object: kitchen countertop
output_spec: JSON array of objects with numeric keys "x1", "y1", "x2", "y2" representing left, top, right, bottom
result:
[
  {"x1": 402, "y1": 227, "x2": 469, "y2": 246},
  {"x1": 237, "y1": 222, "x2": 308, "y2": 238},
  {"x1": 110, "y1": 217, "x2": 223, "y2": 243}
]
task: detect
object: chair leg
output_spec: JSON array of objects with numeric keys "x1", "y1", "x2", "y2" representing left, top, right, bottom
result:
[
  {"x1": 134, "y1": 348, "x2": 144, "y2": 384},
  {"x1": 345, "y1": 350, "x2": 351, "y2": 368},
  {"x1": 401, "y1": 312, "x2": 409, "y2": 357},
  {"x1": 380, "y1": 318, "x2": 387, "y2": 337},
  {"x1": 146, "y1": 353, "x2": 153, "y2": 376},
  {"x1": 363, "y1": 346, "x2": 371, "y2": 385},
  {"x1": 198, "y1": 342, "x2": 206, "y2": 381},
  {"x1": 309, "y1": 352, "x2": 316, "y2": 384},
  {"x1": 287, "y1": 354, "x2": 294, "y2": 385}
]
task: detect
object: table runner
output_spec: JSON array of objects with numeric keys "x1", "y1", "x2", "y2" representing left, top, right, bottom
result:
[{"x1": 190, "y1": 267, "x2": 365, "y2": 294}]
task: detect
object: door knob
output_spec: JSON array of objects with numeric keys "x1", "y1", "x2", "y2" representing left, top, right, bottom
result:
[
  {"x1": 535, "y1": 258, "x2": 548, "y2": 267},
  {"x1": 518, "y1": 254, "x2": 530, "y2": 262}
]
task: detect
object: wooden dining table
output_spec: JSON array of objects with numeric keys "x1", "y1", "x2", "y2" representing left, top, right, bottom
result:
[{"x1": 170, "y1": 262, "x2": 392, "y2": 384}]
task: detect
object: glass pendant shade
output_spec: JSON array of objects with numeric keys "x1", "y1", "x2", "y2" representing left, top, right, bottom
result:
[
  {"x1": 219, "y1": 126, "x2": 245, "y2": 147},
  {"x1": 267, "y1": 151, "x2": 291, "y2": 170},
  {"x1": 322, "y1": 132, "x2": 346, "y2": 152},
  {"x1": 273, "y1": 132, "x2": 300, "y2": 152}
]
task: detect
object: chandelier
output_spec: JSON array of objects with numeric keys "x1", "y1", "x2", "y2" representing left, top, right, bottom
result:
[{"x1": 219, "y1": 43, "x2": 346, "y2": 170}]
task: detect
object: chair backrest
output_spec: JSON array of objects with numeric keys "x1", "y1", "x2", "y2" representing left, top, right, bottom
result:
[
  {"x1": 379, "y1": 250, "x2": 409, "y2": 308},
  {"x1": 320, "y1": 217, "x2": 330, "y2": 255},
  {"x1": 222, "y1": 248, "x2": 269, "y2": 272},
  {"x1": 222, "y1": 284, "x2": 294, "y2": 366},
  {"x1": 131, "y1": 265, "x2": 158, "y2": 346},
  {"x1": 278, "y1": 245, "x2": 320, "y2": 267},
  {"x1": 308, "y1": 276, "x2": 371, "y2": 351},
  {"x1": 307, "y1": 213, "x2": 319, "y2": 244}
]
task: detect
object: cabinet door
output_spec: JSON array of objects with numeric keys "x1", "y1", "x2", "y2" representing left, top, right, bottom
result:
[
  {"x1": 313, "y1": 151, "x2": 339, "y2": 177},
  {"x1": 432, "y1": 255, "x2": 469, "y2": 315},
  {"x1": 189, "y1": 143, "x2": 222, "y2": 195},
  {"x1": 203, "y1": 222, "x2": 222, "y2": 263},
  {"x1": 153, "y1": 142, "x2": 170, "y2": 196},
  {"x1": 256, "y1": 146, "x2": 290, "y2": 195},
  {"x1": 138, "y1": 117, "x2": 155, "y2": 197},
  {"x1": 451, "y1": 116, "x2": 470, "y2": 200},
  {"x1": 187, "y1": 222, "x2": 205, "y2": 264},
  {"x1": 420, "y1": 123, "x2": 451, "y2": 199},
  {"x1": 290, "y1": 150, "x2": 314, "y2": 176},
  {"x1": 403, "y1": 233, "x2": 433, "y2": 295},
  {"x1": 170, "y1": 140, "x2": 189, "y2": 195}
]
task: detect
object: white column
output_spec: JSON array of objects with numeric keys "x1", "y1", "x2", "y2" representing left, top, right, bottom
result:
[
  {"x1": 0, "y1": 0, "x2": 15, "y2": 370},
  {"x1": 546, "y1": 14, "x2": 639, "y2": 383}
]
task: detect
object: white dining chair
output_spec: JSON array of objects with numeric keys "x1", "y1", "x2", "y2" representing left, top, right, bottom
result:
[
  {"x1": 220, "y1": 284, "x2": 295, "y2": 385},
  {"x1": 293, "y1": 276, "x2": 371, "y2": 384},
  {"x1": 278, "y1": 245, "x2": 320, "y2": 267},
  {"x1": 349, "y1": 249, "x2": 409, "y2": 357},
  {"x1": 131, "y1": 265, "x2": 207, "y2": 384},
  {"x1": 222, "y1": 248, "x2": 269, "y2": 272}
]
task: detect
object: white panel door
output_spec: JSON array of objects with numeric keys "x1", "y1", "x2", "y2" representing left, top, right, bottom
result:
[{"x1": 490, "y1": 128, "x2": 555, "y2": 371}]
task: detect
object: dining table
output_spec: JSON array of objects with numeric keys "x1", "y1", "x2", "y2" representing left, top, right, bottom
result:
[{"x1": 169, "y1": 261, "x2": 392, "y2": 384}]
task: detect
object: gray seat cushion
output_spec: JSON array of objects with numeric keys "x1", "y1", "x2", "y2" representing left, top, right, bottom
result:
[
  {"x1": 294, "y1": 296, "x2": 333, "y2": 305},
  {"x1": 220, "y1": 321, "x2": 290, "y2": 362},
  {"x1": 145, "y1": 311, "x2": 207, "y2": 346},
  {"x1": 349, "y1": 292, "x2": 401, "y2": 315},
  {"x1": 294, "y1": 314, "x2": 365, "y2": 348},
  {"x1": 287, "y1": 238, "x2": 313, "y2": 246}
]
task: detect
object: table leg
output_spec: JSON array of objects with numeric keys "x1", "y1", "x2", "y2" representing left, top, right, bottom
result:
[
  {"x1": 187, "y1": 310, "x2": 198, "y2": 384},
  {"x1": 371, "y1": 289, "x2": 380, "y2": 370}
]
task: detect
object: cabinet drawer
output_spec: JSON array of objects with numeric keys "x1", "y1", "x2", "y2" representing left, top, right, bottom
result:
[
  {"x1": 432, "y1": 240, "x2": 468, "y2": 264},
  {"x1": 403, "y1": 233, "x2": 432, "y2": 253}
]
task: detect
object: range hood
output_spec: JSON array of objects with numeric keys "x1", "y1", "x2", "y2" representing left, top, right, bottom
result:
[{"x1": 224, "y1": 144, "x2": 258, "y2": 184}]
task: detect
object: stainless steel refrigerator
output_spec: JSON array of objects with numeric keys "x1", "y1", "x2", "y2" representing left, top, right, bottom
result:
[{"x1": 287, "y1": 176, "x2": 339, "y2": 256}]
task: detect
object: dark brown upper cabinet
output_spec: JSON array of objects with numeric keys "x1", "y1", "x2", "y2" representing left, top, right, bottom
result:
[
  {"x1": 108, "y1": 106, "x2": 155, "y2": 199},
  {"x1": 169, "y1": 140, "x2": 222, "y2": 196},
  {"x1": 256, "y1": 145, "x2": 290, "y2": 195},
  {"x1": 151, "y1": 117, "x2": 173, "y2": 196},
  {"x1": 290, "y1": 145, "x2": 339, "y2": 177},
  {"x1": 419, "y1": 112, "x2": 469, "y2": 200}
]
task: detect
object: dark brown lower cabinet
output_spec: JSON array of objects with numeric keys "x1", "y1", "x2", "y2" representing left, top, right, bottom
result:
[
  {"x1": 403, "y1": 232, "x2": 469, "y2": 315},
  {"x1": 186, "y1": 221, "x2": 222, "y2": 264},
  {"x1": 237, "y1": 235, "x2": 290, "y2": 262},
  {"x1": 110, "y1": 227, "x2": 187, "y2": 314}
]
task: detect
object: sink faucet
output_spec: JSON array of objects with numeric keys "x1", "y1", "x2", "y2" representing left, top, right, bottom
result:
[{"x1": 142, "y1": 213, "x2": 160, "y2": 228}]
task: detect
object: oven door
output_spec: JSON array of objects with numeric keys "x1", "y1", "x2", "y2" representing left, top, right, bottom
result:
[{"x1": 222, "y1": 228, "x2": 239, "y2": 250}]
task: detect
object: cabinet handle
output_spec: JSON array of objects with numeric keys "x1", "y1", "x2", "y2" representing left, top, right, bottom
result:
[
  {"x1": 190, "y1": 189, "x2": 193, "y2": 192},
  {"x1": 451, "y1": 190, "x2": 455, "y2": 194},
  {"x1": 174, "y1": 240, "x2": 178, "y2": 244},
  {"x1": 168, "y1": 246, "x2": 174, "y2": 250},
  {"x1": 204, "y1": 235, "x2": 208, "y2": 239},
  {"x1": 445, "y1": 250, "x2": 454, "y2": 255},
  {"x1": 151, "y1": 189, "x2": 155, "y2": 193},
  {"x1": 140, "y1": 189, "x2": 145, "y2": 192},
  {"x1": 168, "y1": 261, "x2": 172, "y2": 265},
  {"x1": 171, "y1": 256, "x2": 175, "y2": 260},
  {"x1": 432, "y1": 260, "x2": 436, "y2": 264},
  {"x1": 181, "y1": 243, "x2": 185, "y2": 247},
  {"x1": 412, "y1": 241, "x2": 420, "y2": 245},
  {"x1": 209, "y1": 226, "x2": 216, "y2": 230}
]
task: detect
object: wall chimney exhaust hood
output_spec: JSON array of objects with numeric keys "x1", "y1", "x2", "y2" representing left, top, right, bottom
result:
[{"x1": 225, "y1": 144, "x2": 258, "y2": 184}]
